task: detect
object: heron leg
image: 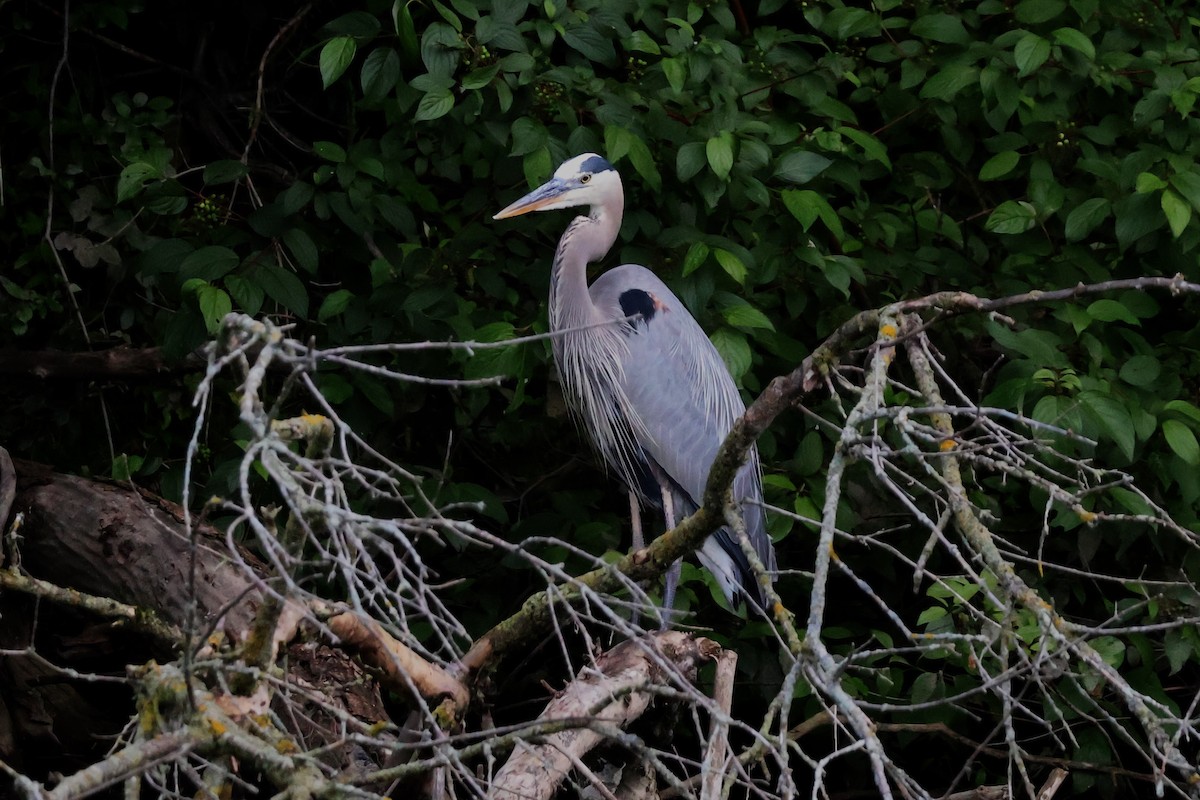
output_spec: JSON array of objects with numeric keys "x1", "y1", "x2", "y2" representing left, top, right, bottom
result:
[
  {"x1": 659, "y1": 486, "x2": 681, "y2": 629},
  {"x1": 629, "y1": 490, "x2": 644, "y2": 551}
]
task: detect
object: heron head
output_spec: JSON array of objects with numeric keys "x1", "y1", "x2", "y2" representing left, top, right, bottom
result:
[{"x1": 493, "y1": 153, "x2": 622, "y2": 220}]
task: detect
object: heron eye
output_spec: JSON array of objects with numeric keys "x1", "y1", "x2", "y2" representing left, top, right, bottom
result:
[{"x1": 580, "y1": 174, "x2": 591, "y2": 183}]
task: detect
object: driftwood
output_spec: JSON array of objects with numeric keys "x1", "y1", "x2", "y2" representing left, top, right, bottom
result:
[
  {"x1": 490, "y1": 631, "x2": 720, "y2": 800},
  {"x1": 0, "y1": 346, "x2": 203, "y2": 380},
  {"x1": 0, "y1": 450, "x2": 389, "y2": 780}
]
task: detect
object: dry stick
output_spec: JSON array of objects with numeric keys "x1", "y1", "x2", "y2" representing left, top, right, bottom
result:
[
  {"x1": 327, "y1": 611, "x2": 469, "y2": 710},
  {"x1": 38, "y1": 732, "x2": 194, "y2": 800},
  {"x1": 700, "y1": 650, "x2": 738, "y2": 800},
  {"x1": 458, "y1": 277, "x2": 1200, "y2": 681},
  {"x1": 489, "y1": 632, "x2": 719, "y2": 800},
  {"x1": 903, "y1": 319, "x2": 1200, "y2": 793},
  {"x1": 0, "y1": 569, "x2": 182, "y2": 645},
  {"x1": 234, "y1": 413, "x2": 334, "y2": 694}
]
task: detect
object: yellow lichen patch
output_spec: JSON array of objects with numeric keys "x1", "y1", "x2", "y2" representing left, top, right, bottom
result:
[
  {"x1": 275, "y1": 738, "x2": 298, "y2": 754},
  {"x1": 939, "y1": 439, "x2": 957, "y2": 451},
  {"x1": 880, "y1": 323, "x2": 898, "y2": 338},
  {"x1": 208, "y1": 718, "x2": 228, "y2": 736},
  {"x1": 1075, "y1": 506, "x2": 1098, "y2": 523},
  {"x1": 300, "y1": 413, "x2": 327, "y2": 426}
]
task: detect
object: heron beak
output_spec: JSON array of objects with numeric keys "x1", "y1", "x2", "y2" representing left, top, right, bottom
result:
[{"x1": 493, "y1": 178, "x2": 569, "y2": 220}]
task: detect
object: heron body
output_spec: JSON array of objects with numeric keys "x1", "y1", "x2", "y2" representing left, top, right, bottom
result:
[{"x1": 495, "y1": 153, "x2": 776, "y2": 612}]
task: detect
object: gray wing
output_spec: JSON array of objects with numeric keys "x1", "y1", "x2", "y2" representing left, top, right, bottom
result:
[{"x1": 589, "y1": 264, "x2": 776, "y2": 603}]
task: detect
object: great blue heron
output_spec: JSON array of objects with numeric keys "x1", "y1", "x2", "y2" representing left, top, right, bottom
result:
[{"x1": 494, "y1": 152, "x2": 776, "y2": 615}]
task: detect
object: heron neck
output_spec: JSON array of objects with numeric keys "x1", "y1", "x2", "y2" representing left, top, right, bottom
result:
[{"x1": 549, "y1": 209, "x2": 620, "y2": 331}]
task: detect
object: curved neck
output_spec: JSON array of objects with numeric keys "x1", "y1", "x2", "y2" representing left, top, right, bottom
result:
[{"x1": 549, "y1": 204, "x2": 621, "y2": 332}]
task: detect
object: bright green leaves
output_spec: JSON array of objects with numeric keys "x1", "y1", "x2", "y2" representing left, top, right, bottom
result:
[
  {"x1": 909, "y1": 13, "x2": 970, "y2": 45},
  {"x1": 1052, "y1": 27, "x2": 1095, "y2": 60},
  {"x1": 661, "y1": 57, "x2": 686, "y2": 94},
  {"x1": 978, "y1": 151, "x2": 1020, "y2": 181},
  {"x1": 710, "y1": 328, "x2": 752, "y2": 382},
  {"x1": 320, "y1": 36, "x2": 358, "y2": 88},
  {"x1": 1014, "y1": 0, "x2": 1065, "y2": 24},
  {"x1": 1064, "y1": 198, "x2": 1110, "y2": 241},
  {"x1": 1013, "y1": 32, "x2": 1051, "y2": 77},
  {"x1": 1163, "y1": 420, "x2": 1200, "y2": 465},
  {"x1": 360, "y1": 47, "x2": 401, "y2": 102},
  {"x1": 1163, "y1": 402, "x2": 1200, "y2": 465},
  {"x1": 1161, "y1": 190, "x2": 1191, "y2": 238},
  {"x1": 782, "y1": 190, "x2": 844, "y2": 241},
  {"x1": 604, "y1": 126, "x2": 660, "y2": 192},
  {"x1": 775, "y1": 151, "x2": 833, "y2": 184},
  {"x1": 706, "y1": 132, "x2": 735, "y2": 181},
  {"x1": 1131, "y1": 170, "x2": 1200, "y2": 240},
  {"x1": 713, "y1": 249, "x2": 746, "y2": 285},
  {"x1": 919, "y1": 64, "x2": 978, "y2": 101},
  {"x1": 986, "y1": 201, "x2": 1038, "y2": 234}
]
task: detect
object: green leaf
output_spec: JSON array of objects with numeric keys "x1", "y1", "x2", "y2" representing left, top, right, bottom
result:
[
  {"x1": 1164, "y1": 628, "x2": 1193, "y2": 675},
  {"x1": 361, "y1": 47, "x2": 401, "y2": 101},
  {"x1": 706, "y1": 132, "x2": 735, "y2": 181},
  {"x1": 710, "y1": 328, "x2": 751, "y2": 380},
  {"x1": 203, "y1": 160, "x2": 247, "y2": 185},
  {"x1": 1080, "y1": 391, "x2": 1135, "y2": 461},
  {"x1": 1064, "y1": 198, "x2": 1109, "y2": 241},
  {"x1": 320, "y1": 36, "x2": 357, "y2": 89},
  {"x1": 781, "y1": 189, "x2": 844, "y2": 240},
  {"x1": 910, "y1": 13, "x2": 969, "y2": 44},
  {"x1": 1135, "y1": 172, "x2": 1168, "y2": 193},
  {"x1": 117, "y1": 162, "x2": 161, "y2": 203},
  {"x1": 522, "y1": 146, "x2": 552, "y2": 187},
  {"x1": 775, "y1": 151, "x2": 833, "y2": 184},
  {"x1": 985, "y1": 200, "x2": 1037, "y2": 234},
  {"x1": 1118, "y1": 355, "x2": 1160, "y2": 387},
  {"x1": 676, "y1": 142, "x2": 707, "y2": 181},
  {"x1": 682, "y1": 241, "x2": 709, "y2": 276},
  {"x1": 1086, "y1": 299, "x2": 1139, "y2": 325},
  {"x1": 254, "y1": 263, "x2": 309, "y2": 316},
  {"x1": 1164, "y1": 400, "x2": 1200, "y2": 425},
  {"x1": 1161, "y1": 189, "x2": 1192, "y2": 238},
  {"x1": 461, "y1": 64, "x2": 500, "y2": 90},
  {"x1": 1015, "y1": 0, "x2": 1066, "y2": 24},
  {"x1": 282, "y1": 228, "x2": 319, "y2": 274},
  {"x1": 180, "y1": 246, "x2": 240, "y2": 281},
  {"x1": 225, "y1": 274, "x2": 264, "y2": 316},
  {"x1": 721, "y1": 304, "x2": 775, "y2": 330},
  {"x1": 919, "y1": 64, "x2": 978, "y2": 100},
  {"x1": 281, "y1": 182, "x2": 314, "y2": 215},
  {"x1": 414, "y1": 90, "x2": 455, "y2": 121},
  {"x1": 661, "y1": 56, "x2": 686, "y2": 94},
  {"x1": 978, "y1": 151, "x2": 1020, "y2": 181},
  {"x1": 1014, "y1": 32, "x2": 1051, "y2": 77},
  {"x1": 325, "y1": 11, "x2": 381, "y2": 38},
  {"x1": 318, "y1": 289, "x2": 355, "y2": 321},
  {"x1": 838, "y1": 127, "x2": 891, "y2": 170},
  {"x1": 420, "y1": 22, "x2": 461, "y2": 77},
  {"x1": 624, "y1": 134, "x2": 661, "y2": 193},
  {"x1": 195, "y1": 284, "x2": 232, "y2": 333},
  {"x1": 393, "y1": 1, "x2": 421, "y2": 66},
  {"x1": 713, "y1": 249, "x2": 747, "y2": 284},
  {"x1": 1163, "y1": 419, "x2": 1200, "y2": 465},
  {"x1": 1169, "y1": 171, "x2": 1200, "y2": 212},
  {"x1": 626, "y1": 30, "x2": 661, "y2": 55},
  {"x1": 313, "y1": 141, "x2": 346, "y2": 162},
  {"x1": 562, "y1": 25, "x2": 615, "y2": 63},
  {"x1": 1052, "y1": 27, "x2": 1095, "y2": 59}
]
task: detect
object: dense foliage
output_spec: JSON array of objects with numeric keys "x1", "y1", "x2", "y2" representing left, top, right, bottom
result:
[{"x1": 4, "y1": 0, "x2": 1200, "y2": 795}]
